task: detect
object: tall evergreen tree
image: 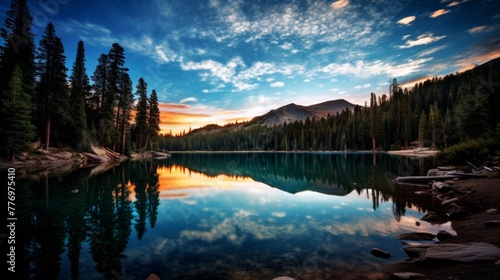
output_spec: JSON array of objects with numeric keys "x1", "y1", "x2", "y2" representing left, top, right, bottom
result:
[
  {"x1": 69, "y1": 40, "x2": 90, "y2": 151},
  {"x1": 90, "y1": 53, "x2": 108, "y2": 142},
  {"x1": 116, "y1": 72, "x2": 134, "y2": 154},
  {"x1": 0, "y1": 0, "x2": 36, "y2": 147},
  {"x1": 134, "y1": 78, "x2": 149, "y2": 149},
  {"x1": 0, "y1": 66, "x2": 35, "y2": 158},
  {"x1": 148, "y1": 89, "x2": 161, "y2": 149},
  {"x1": 35, "y1": 23, "x2": 69, "y2": 150}
]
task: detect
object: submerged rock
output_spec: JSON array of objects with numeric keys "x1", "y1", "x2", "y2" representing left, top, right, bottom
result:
[{"x1": 370, "y1": 248, "x2": 392, "y2": 258}]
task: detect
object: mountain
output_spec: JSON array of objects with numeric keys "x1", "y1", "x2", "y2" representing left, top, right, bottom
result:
[{"x1": 250, "y1": 99, "x2": 357, "y2": 126}]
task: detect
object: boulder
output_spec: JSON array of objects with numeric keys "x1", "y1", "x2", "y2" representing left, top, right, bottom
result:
[
  {"x1": 436, "y1": 230, "x2": 454, "y2": 241},
  {"x1": 83, "y1": 152, "x2": 109, "y2": 163},
  {"x1": 427, "y1": 169, "x2": 446, "y2": 176},
  {"x1": 370, "y1": 248, "x2": 392, "y2": 258},
  {"x1": 390, "y1": 272, "x2": 426, "y2": 279},
  {"x1": 438, "y1": 166, "x2": 456, "y2": 171},
  {"x1": 53, "y1": 151, "x2": 73, "y2": 160},
  {"x1": 398, "y1": 232, "x2": 436, "y2": 241}
]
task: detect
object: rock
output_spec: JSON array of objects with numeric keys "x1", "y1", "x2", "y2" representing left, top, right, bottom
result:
[
  {"x1": 423, "y1": 243, "x2": 500, "y2": 262},
  {"x1": 398, "y1": 232, "x2": 436, "y2": 241},
  {"x1": 432, "y1": 181, "x2": 452, "y2": 193},
  {"x1": 436, "y1": 230, "x2": 454, "y2": 241},
  {"x1": 484, "y1": 220, "x2": 500, "y2": 229},
  {"x1": 390, "y1": 272, "x2": 426, "y2": 279},
  {"x1": 486, "y1": 208, "x2": 498, "y2": 214},
  {"x1": 441, "y1": 198, "x2": 459, "y2": 206},
  {"x1": 70, "y1": 189, "x2": 79, "y2": 194},
  {"x1": 146, "y1": 274, "x2": 160, "y2": 280},
  {"x1": 53, "y1": 151, "x2": 73, "y2": 160},
  {"x1": 415, "y1": 221, "x2": 420, "y2": 226},
  {"x1": 83, "y1": 152, "x2": 109, "y2": 163},
  {"x1": 443, "y1": 180, "x2": 456, "y2": 185},
  {"x1": 427, "y1": 169, "x2": 446, "y2": 176},
  {"x1": 403, "y1": 244, "x2": 430, "y2": 258},
  {"x1": 449, "y1": 208, "x2": 468, "y2": 220},
  {"x1": 370, "y1": 248, "x2": 391, "y2": 258},
  {"x1": 272, "y1": 277, "x2": 295, "y2": 280},
  {"x1": 45, "y1": 155, "x2": 58, "y2": 161},
  {"x1": 421, "y1": 212, "x2": 448, "y2": 224}
]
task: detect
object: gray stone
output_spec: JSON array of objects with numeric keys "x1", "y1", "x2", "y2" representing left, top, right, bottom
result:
[
  {"x1": 433, "y1": 181, "x2": 452, "y2": 193},
  {"x1": 398, "y1": 232, "x2": 436, "y2": 241},
  {"x1": 370, "y1": 248, "x2": 392, "y2": 258},
  {"x1": 390, "y1": 272, "x2": 426, "y2": 279},
  {"x1": 484, "y1": 220, "x2": 500, "y2": 229}
]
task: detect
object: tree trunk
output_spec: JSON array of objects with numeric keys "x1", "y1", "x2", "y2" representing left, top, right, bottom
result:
[{"x1": 44, "y1": 115, "x2": 51, "y2": 151}]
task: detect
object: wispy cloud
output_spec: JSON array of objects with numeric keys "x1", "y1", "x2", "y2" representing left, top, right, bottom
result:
[
  {"x1": 417, "y1": 46, "x2": 446, "y2": 57},
  {"x1": 354, "y1": 84, "x2": 371, "y2": 89},
  {"x1": 430, "y1": 9, "x2": 450, "y2": 18},
  {"x1": 321, "y1": 58, "x2": 432, "y2": 78},
  {"x1": 180, "y1": 97, "x2": 198, "y2": 103},
  {"x1": 270, "y1": 82, "x2": 285, "y2": 88},
  {"x1": 447, "y1": 1, "x2": 460, "y2": 7},
  {"x1": 331, "y1": 0, "x2": 349, "y2": 10},
  {"x1": 399, "y1": 33, "x2": 446, "y2": 49},
  {"x1": 397, "y1": 16, "x2": 416, "y2": 25},
  {"x1": 468, "y1": 26, "x2": 487, "y2": 33}
]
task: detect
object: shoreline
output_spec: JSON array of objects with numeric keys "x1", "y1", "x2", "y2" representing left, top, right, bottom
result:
[{"x1": 365, "y1": 177, "x2": 500, "y2": 280}]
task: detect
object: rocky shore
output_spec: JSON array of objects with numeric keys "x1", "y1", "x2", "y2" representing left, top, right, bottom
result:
[
  {"x1": 0, "y1": 146, "x2": 170, "y2": 179},
  {"x1": 367, "y1": 170, "x2": 500, "y2": 279}
]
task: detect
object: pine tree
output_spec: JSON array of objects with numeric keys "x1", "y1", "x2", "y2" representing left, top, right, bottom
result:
[
  {"x1": 0, "y1": 66, "x2": 35, "y2": 158},
  {"x1": 90, "y1": 53, "x2": 108, "y2": 142},
  {"x1": 0, "y1": 0, "x2": 36, "y2": 147},
  {"x1": 148, "y1": 89, "x2": 161, "y2": 149},
  {"x1": 134, "y1": 78, "x2": 149, "y2": 149},
  {"x1": 35, "y1": 23, "x2": 69, "y2": 150},
  {"x1": 116, "y1": 72, "x2": 134, "y2": 154},
  {"x1": 69, "y1": 40, "x2": 90, "y2": 151}
]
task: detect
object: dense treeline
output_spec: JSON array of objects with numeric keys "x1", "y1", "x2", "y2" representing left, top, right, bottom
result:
[
  {"x1": 161, "y1": 61, "x2": 500, "y2": 152},
  {"x1": 0, "y1": 0, "x2": 161, "y2": 159}
]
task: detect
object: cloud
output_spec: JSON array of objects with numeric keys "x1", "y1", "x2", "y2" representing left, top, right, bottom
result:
[
  {"x1": 447, "y1": 1, "x2": 460, "y2": 7},
  {"x1": 468, "y1": 26, "x2": 487, "y2": 33},
  {"x1": 417, "y1": 46, "x2": 446, "y2": 57},
  {"x1": 397, "y1": 16, "x2": 416, "y2": 25},
  {"x1": 271, "y1": 212, "x2": 286, "y2": 218},
  {"x1": 321, "y1": 58, "x2": 432, "y2": 78},
  {"x1": 180, "y1": 97, "x2": 198, "y2": 103},
  {"x1": 270, "y1": 82, "x2": 285, "y2": 87},
  {"x1": 354, "y1": 84, "x2": 371, "y2": 89},
  {"x1": 331, "y1": 0, "x2": 349, "y2": 10},
  {"x1": 399, "y1": 33, "x2": 446, "y2": 49},
  {"x1": 430, "y1": 9, "x2": 450, "y2": 18}
]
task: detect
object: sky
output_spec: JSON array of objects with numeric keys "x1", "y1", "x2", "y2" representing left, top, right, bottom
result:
[{"x1": 1, "y1": 0, "x2": 499, "y2": 134}]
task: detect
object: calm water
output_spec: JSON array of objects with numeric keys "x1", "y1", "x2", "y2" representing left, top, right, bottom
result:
[{"x1": 8, "y1": 152, "x2": 453, "y2": 280}]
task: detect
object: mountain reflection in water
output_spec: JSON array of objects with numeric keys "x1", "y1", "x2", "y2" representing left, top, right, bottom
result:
[{"x1": 11, "y1": 152, "x2": 454, "y2": 280}]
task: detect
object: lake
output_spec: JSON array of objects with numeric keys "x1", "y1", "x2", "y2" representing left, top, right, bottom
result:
[{"x1": 8, "y1": 152, "x2": 454, "y2": 280}]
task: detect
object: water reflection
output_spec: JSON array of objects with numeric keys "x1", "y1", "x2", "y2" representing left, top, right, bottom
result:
[{"x1": 9, "y1": 153, "x2": 447, "y2": 280}]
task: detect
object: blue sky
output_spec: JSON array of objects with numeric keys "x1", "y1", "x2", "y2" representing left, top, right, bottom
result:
[{"x1": 1, "y1": 0, "x2": 499, "y2": 133}]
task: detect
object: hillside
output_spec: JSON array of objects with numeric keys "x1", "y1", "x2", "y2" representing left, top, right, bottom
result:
[{"x1": 251, "y1": 99, "x2": 357, "y2": 126}]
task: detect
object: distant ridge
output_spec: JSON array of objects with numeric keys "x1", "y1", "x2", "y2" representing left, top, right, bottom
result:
[{"x1": 250, "y1": 99, "x2": 357, "y2": 126}]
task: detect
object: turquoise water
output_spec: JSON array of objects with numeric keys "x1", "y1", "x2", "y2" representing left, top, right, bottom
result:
[{"x1": 9, "y1": 152, "x2": 453, "y2": 279}]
